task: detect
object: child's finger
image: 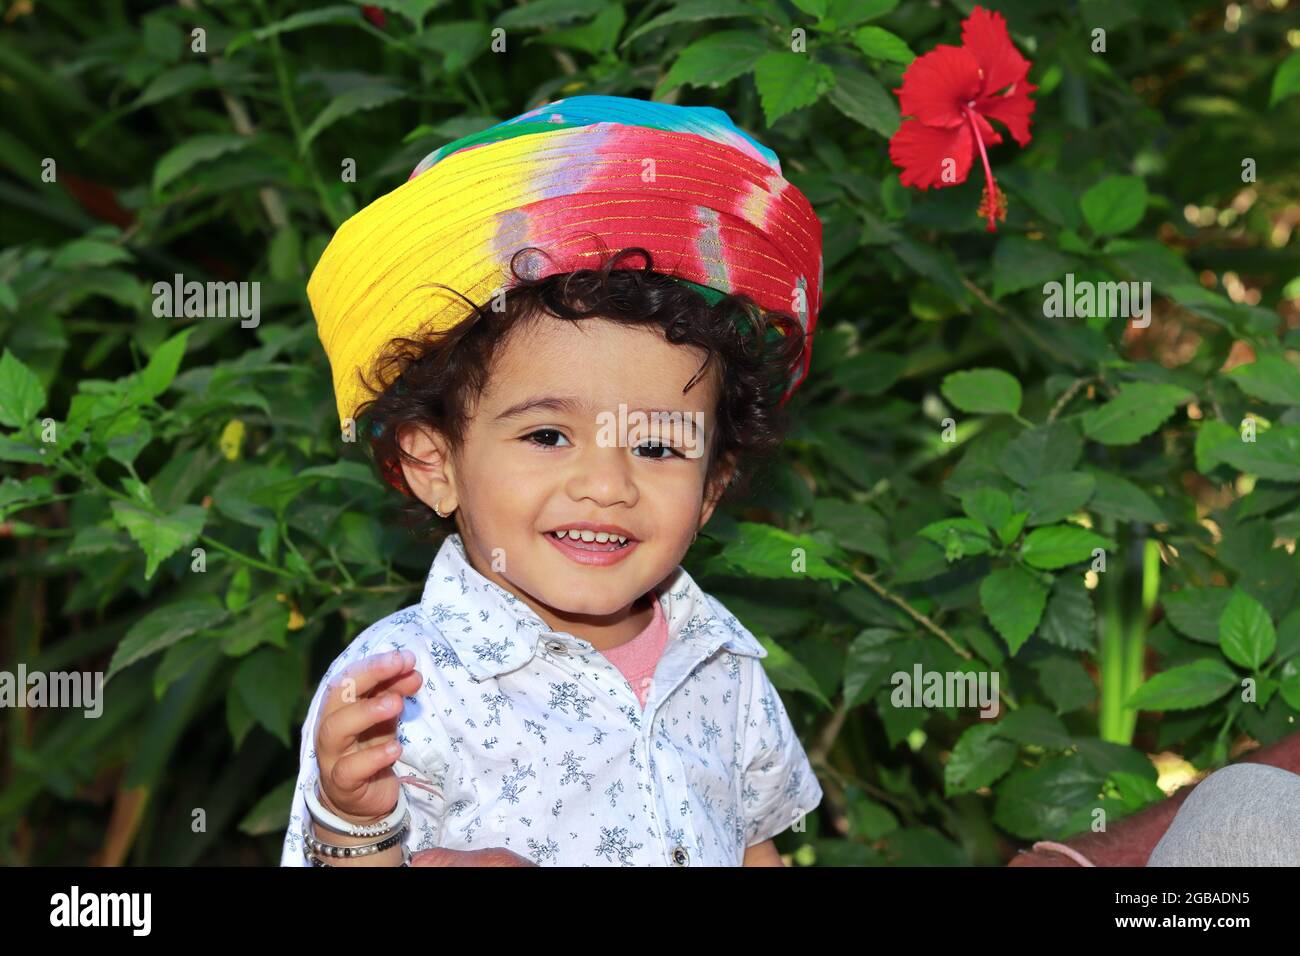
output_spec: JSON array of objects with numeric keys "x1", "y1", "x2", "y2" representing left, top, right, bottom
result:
[
  {"x1": 323, "y1": 650, "x2": 416, "y2": 713},
  {"x1": 329, "y1": 740, "x2": 404, "y2": 792},
  {"x1": 317, "y1": 692, "x2": 405, "y2": 756},
  {"x1": 380, "y1": 669, "x2": 422, "y2": 698}
]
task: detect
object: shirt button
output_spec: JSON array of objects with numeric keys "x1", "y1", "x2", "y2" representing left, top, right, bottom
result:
[
  {"x1": 545, "y1": 639, "x2": 569, "y2": 655},
  {"x1": 671, "y1": 845, "x2": 689, "y2": 866}
]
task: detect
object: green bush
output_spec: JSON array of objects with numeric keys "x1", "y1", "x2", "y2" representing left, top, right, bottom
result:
[{"x1": 2, "y1": 0, "x2": 1299, "y2": 865}]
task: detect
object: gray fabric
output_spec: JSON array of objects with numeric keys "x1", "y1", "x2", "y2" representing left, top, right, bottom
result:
[{"x1": 1147, "y1": 762, "x2": 1300, "y2": 866}]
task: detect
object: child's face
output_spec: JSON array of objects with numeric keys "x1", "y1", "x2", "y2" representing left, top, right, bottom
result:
[{"x1": 398, "y1": 315, "x2": 735, "y2": 634}]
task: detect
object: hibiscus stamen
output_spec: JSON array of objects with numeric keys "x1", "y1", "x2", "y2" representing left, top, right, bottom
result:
[{"x1": 964, "y1": 106, "x2": 1005, "y2": 232}]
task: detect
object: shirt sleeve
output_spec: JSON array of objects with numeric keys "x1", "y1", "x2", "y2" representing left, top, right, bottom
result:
[
  {"x1": 280, "y1": 627, "x2": 454, "y2": 867},
  {"x1": 738, "y1": 657, "x2": 824, "y2": 848}
]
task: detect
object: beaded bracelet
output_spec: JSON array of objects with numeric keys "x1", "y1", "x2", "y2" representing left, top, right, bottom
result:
[
  {"x1": 302, "y1": 814, "x2": 409, "y2": 860},
  {"x1": 307, "y1": 839, "x2": 412, "y2": 867}
]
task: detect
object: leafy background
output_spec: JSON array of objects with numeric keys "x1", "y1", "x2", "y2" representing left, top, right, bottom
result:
[{"x1": 2, "y1": 0, "x2": 1299, "y2": 866}]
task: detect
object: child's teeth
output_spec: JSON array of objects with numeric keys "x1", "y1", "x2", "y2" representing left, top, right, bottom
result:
[{"x1": 552, "y1": 530, "x2": 628, "y2": 545}]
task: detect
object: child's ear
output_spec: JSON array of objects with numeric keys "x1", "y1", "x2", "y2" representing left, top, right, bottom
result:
[
  {"x1": 396, "y1": 422, "x2": 456, "y2": 510},
  {"x1": 699, "y1": 453, "x2": 738, "y2": 524}
]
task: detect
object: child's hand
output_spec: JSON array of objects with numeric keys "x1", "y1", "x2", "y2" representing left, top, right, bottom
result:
[
  {"x1": 411, "y1": 848, "x2": 538, "y2": 867},
  {"x1": 314, "y1": 649, "x2": 423, "y2": 825}
]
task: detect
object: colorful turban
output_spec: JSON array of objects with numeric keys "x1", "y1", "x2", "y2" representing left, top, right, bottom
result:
[{"x1": 308, "y1": 94, "x2": 823, "y2": 428}]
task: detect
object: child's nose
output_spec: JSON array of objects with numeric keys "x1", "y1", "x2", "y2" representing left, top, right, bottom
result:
[{"x1": 565, "y1": 442, "x2": 638, "y2": 504}]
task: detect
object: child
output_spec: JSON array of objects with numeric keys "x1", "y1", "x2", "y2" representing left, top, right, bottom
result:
[{"x1": 281, "y1": 95, "x2": 824, "y2": 867}]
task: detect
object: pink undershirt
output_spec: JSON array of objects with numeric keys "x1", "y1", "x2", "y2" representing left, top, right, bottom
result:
[{"x1": 597, "y1": 594, "x2": 669, "y2": 709}]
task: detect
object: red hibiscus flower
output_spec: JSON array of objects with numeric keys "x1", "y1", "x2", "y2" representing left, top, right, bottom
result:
[{"x1": 888, "y1": 6, "x2": 1037, "y2": 232}]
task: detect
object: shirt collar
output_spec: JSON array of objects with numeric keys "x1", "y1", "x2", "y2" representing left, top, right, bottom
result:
[{"x1": 418, "y1": 532, "x2": 767, "y2": 681}]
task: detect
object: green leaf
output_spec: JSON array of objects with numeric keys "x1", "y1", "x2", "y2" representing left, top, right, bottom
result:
[
  {"x1": 153, "y1": 636, "x2": 218, "y2": 701},
  {"x1": 715, "y1": 521, "x2": 851, "y2": 582},
  {"x1": 1218, "y1": 589, "x2": 1276, "y2": 670},
  {"x1": 1081, "y1": 383, "x2": 1193, "y2": 445},
  {"x1": 945, "y1": 724, "x2": 1017, "y2": 796},
  {"x1": 1084, "y1": 470, "x2": 1166, "y2": 523},
  {"x1": 752, "y1": 52, "x2": 835, "y2": 125},
  {"x1": 1080, "y1": 175, "x2": 1148, "y2": 236},
  {"x1": 1037, "y1": 575, "x2": 1096, "y2": 651},
  {"x1": 829, "y1": 0, "x2": 898, "y2": 25},
  {"x1": 495, "y1": 0, "x2": 607, "y2": 29},
  {"x1": 621, "y1": 0, "x2": 755, "y2": 47},
  {"x1": 51, "y1": 238, "x2": 132, "y2": 270},
  {"x1": 918, "y1": 517, "x2": 993, "y2": 561},
  {"x1": 153, "y1": 134, "x2": 254, "y2": 195},
  {"x1": 1270, "y1": 51, "x2": 1300, "y2": 108},
  {"x1": 846, "y1": 795, "x2": 898, "y2": 842},
  {"x1": 238, "y1": 778, "x2": 296, "y2": 836},
  {"x1": 1195, "y1": 419, "x2": 1239, "y2": 474},
  {"x1": 107, "y1": 597, "x2": 229, "y2": 681},
  {"x1": 831, "y1": 350, "x2": 905, "y2": 395},
  {"x1": 1000, "y1": 422, "x2": 1082, "y2": 487},
  {"x1": 225, "y1": 6, "x2": 362, "y2": 56},
  {"x1": 993, "y1": 755, "x2": 1104, "y2": 840},
  {"x1": 851, "y1": 26, "x2": 914, "y2": 64},
  {"x1": 941, "y1": 368, "x2": 1022, "y2": 416},
  {"x1": 754, "y1": 634, "x2": 832, "y2": 708},
  {"x1": 810, "y1": 498, "x2": 890, "y2": 561},
  {"x1": 1015, "y1": 472, "x2": 1095, "y2": 526},
  {"x1": 126, "y1": 328, "x2": 192, "y2": 403},
  {"x1": 1163, "y1": 587, "x2": 1233, "y2": 644},
  {"x1": 531, "y1": 4, "x2": 626, "y2": 55},
  {"x1": 1020, "y1": 525, "x2": 1115, "y2": 570},
  {"x1": 991, "y1": 236, "x2": 1074, "y2": 299},
  {"x1": 1127, "y1": 658, "x2": 1239, "y2": 711},
  {"x1": 998, "y1": 511, "x2": 1028, "y2": 546},
  {"x1": 662, "y1": 31, "x2": 770, "y2": 91},
  {"x1": 843, "y1": 628, "x2": 900, "y2": 710},
  {"x1": 994, "y1": 704, "x2": 1072, "y2": 749},
  {"x1": 1214, "y1": 426, "x2": 1300, "y2": 481},
  {"x1": 301, "y1": 84, "x2": 406, "y2": 153},
  {"x1": 980, "y1": 565, "x2": 1049, "y2": 655},
  {"x1": 960, "y1": 486, "x2": 1014, "y2": 531},
  {"x1": 1280, "y1": 674, "x2": 1300, "y2": 712},
  {"x1": 1032, "y1": 656, "x2": 1098, "y2": 714},
  {"x1": 826, "y1": 64, "x2": 899, "y2": 138},
  {"x1": 100, "y1": 408, "x2": 152, "y2": 466},
  {"x1": 109, "y1": 500, "x2": 208, "y2": 580},
  {"x1": 0, "y1": 349, "x2": 46, "y2": 427},
  {"x1": 233, "y1": 647, "x2": 303, "y2": 747},
  {"x1": 1228, "y1": 353, "x2": 1300, "y2": 406},
  {"x1": 220, "y1": 593, "x2": 291, "y2": 657}
]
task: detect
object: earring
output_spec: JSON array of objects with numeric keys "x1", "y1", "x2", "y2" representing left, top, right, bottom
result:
[{"x1": 434, "y1": 502, "x2": 452, "y2": 519}]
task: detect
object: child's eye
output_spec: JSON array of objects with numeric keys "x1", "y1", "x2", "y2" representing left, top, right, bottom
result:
[
  {"x1": 633, "y1": 440, "x2": 685, "y2": 460},
  {"x1": 521, "y1": 429, "x2": 570, "y2": 448}
]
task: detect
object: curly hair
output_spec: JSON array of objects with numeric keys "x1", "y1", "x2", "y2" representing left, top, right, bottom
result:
[{"x1": 358, "y1": 245, "x2": 808, "y2": 541}]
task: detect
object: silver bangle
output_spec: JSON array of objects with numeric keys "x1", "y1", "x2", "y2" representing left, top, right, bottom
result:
[{"x1": 306, "y1": 776, "x2": 409, "y2": 838}]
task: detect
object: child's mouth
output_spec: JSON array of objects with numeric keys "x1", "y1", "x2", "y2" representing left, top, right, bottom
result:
[
  {"x1": 543, "y1": 530, "x2": 639, "y2": 566},
  {"x1": 544, "y1": 531, "x2": 632, "y2": 552}
]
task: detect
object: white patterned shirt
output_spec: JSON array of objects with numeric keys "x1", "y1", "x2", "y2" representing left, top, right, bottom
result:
[{"x1": 281, "y1": 532, "x2": 822, "y2": 866}]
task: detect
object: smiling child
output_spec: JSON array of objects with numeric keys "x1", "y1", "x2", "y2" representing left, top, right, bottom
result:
[{"x1": 281, "y1": 95, "x2": 824, "y2": 867}]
